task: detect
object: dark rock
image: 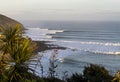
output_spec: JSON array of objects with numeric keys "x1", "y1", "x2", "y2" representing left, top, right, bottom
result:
[{"x1": 33, "y1": 41, "x2": 66, "y2": 53}]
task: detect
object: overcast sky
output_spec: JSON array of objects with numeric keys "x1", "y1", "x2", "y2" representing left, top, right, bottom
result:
[{"x1": 0, "y1": 0, "x2": 120, "y2": 21}]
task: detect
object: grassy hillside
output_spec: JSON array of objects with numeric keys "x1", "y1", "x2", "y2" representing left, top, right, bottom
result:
[{"x1": 0, "y1": 14, "x2": 24, "y2": 28}]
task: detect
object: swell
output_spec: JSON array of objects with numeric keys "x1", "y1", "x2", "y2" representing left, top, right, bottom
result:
[
  {"x1": 25, "y1": 27, "x2": 64, "y2": 41},
  {"x1": 55, "y1": 40, "x2": 120, "y2": 55}
]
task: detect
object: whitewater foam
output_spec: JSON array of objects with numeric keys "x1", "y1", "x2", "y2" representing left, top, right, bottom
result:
[
  {"x1": 53, "y1": 40, "x2": 120, "y2": 55},
  {"x1": 96, "y1": 51, "x2": 120, "y2": 55},
  {"x1": 25, "y1": 27, "x2": 120, "y2": 55},
  {"x1": 61, "y1": 40, "x2": 120, "y2": 46},
  {"x1": 25, "y1": 27, "x2": 64, "y2": 41}
]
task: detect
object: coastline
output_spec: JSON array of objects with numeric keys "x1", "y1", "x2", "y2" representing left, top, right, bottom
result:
[{"x1": 33, "y1": 41, "x2": 66, "y2": 53}]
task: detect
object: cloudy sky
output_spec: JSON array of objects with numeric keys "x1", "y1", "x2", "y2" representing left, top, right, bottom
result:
[{"x1": 0, "y1": 0, "x2": 120, "y2": 21}]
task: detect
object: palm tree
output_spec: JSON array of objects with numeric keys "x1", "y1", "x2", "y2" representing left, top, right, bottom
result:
[{"x1": 0, "y1": 25, "x2": 38, "y2": 82}]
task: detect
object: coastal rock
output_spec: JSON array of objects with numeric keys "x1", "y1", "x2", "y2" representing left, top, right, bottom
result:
[{"x1": 34, "y1": 41, "x2": 66, "y2": 52}]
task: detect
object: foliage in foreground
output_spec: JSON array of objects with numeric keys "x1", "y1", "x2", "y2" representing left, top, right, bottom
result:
[
  {"x1": 83, "y1": 64, "x2": 113, "y2": 82},
  {"x1": 112, "y1": 71, "x2": 120, "y2": 82},
  {"x1": 66, "y1": 73, "x2": 87, "y2": 82},
  {"x1": 0, "y1": 25, "x2": 37, "y2": 82},
  {"x1": 66, "y1": 64, "x2": 113, "y2": 82}
]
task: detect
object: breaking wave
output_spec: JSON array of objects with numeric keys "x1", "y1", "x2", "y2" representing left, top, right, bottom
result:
[
  {"x1": 25, "y1": 27, "x2": 120, "y2": 55},
  {"x1": 25, "y1": 27, "x2": 64, "y2": 41},
  {"x1": 55, "y1": 40, "x2": 120, "y2": 55}
]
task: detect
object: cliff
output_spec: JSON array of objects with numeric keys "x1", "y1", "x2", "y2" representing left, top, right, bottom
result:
[{"x1": 0, "y1": 14, "x2": 24, "y2": 28}]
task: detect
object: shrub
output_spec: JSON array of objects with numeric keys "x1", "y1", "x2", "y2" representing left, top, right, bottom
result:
[
  {"x1": 83, "y1": 64, "x2": 113, "y2": 82},
  {"x1": 112, "y1": 71, "x2": 120, "y2": 82},
  {"x1": 43, "y1": 77, "x2": 65, "y2": 82},
  {"x1": 0, "y1": 25, "x2": 37, "y2": 82},
  {"x1": 66, "y1": 73, "x2": 87, "y2": 82}
]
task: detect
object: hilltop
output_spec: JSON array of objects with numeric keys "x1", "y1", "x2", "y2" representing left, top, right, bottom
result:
[{"x1": 0, "y1": 14, "x2": 24, "y2": 28}]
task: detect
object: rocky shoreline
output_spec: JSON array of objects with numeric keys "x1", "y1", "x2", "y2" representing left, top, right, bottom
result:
[{"x1": 33, "y1": 41, "x2": 66, "y2": 53}]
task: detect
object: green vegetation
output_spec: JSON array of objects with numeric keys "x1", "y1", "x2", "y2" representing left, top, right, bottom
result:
[
  {"x1": 0, "y1": 25, "x2": 119, "y2": 82},
  {"x1": 66, "y1": 73, "x2": 87, "y2": 82},
  {"x1": 112, "y1": 71, "x2": 120, "y2": 82},
  {"x1": 0, "y1": 25, "x2": 38, "y2": 82},
  {"x1": 83, "y1": 64, "x2": 113, "y2": 82},
  {"x1": 66, "y1": 64, "x2": 113, "y2": 82}
]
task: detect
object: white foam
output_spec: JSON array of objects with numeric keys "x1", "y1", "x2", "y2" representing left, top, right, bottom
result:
[
  {"x1": 61, "y1": 40, "x2": 120, "y2": 46},
  {"x1": 89, "y1": 51, "x2": 120, "y2": 55},
  {"x1": 53, "y1": 40, "x2": 120, "y2": 55},
  {"x1": 25, "y1": 27, "x2": 120, "y2": 55},
  {"x1": 25, "y1": 27, "x2": 64, "y2": 41}
]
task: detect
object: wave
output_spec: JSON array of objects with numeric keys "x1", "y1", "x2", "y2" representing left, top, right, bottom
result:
[
  {"x1": 61, "y1": 40, "x2": 120, "y2": 46},
  {"x1": 25, "y1": 27, "x2": 64, "y2": 41},
  {"x1": 54, "y1": 40, "x2": 120, "y2": 55},
  {"x1": 89, "y1": 51, "x2": 120, "y2": 55},
  {"x1": 25, "y1": 27, "x2": 120, "y2": 55}
]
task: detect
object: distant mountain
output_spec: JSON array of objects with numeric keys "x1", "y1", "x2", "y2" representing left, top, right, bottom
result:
[{"x1": 0, "y1": 14, "x2": 24, "y2": 28}]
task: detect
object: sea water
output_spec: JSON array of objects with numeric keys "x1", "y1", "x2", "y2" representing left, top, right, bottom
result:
[{"x1": 23, "y1": 21, "x2": 120, "y2": 76}]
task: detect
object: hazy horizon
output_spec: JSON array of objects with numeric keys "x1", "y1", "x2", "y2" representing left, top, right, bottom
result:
[{"x1": 0, "y1": 0, "x2": 120, "y2": 21}]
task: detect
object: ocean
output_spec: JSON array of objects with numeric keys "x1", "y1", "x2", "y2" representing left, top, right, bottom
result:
[{"x1": 23, "y1": 21, "x2": 120, "y2": 76}]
